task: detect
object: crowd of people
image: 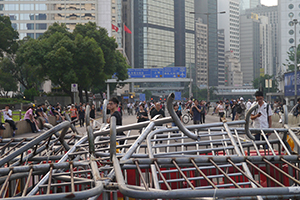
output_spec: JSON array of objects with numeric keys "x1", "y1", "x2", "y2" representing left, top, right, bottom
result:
[{"x1": 0, "y1": 91, "x2": 285, "y2": 143}]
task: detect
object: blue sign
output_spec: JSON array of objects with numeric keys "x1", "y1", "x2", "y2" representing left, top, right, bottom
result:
[
  {"x1": 151, "y1": 68, "x2": 164, "y2": 78},
  {"x1": 139, "y1": 93, "x2": 146, "y2": 101},
  {"x1": 128, "y1": 69, "x2": 151, "y2": 78},
  {"x1": 123, "y1": 96, "x2": 129, "y2": 99},
  {"x1": 284, "y1": 71, "x2": 300, "y2": 96},
  {"x1": 163, "y1": 67, "x2": 186, "y2": 78},
  {"x1": 127, "y1": 67, "x2": 186, "y2": 79},
  {"x1": 175, "y1": 92, "x2": 181, "y2": 101}
]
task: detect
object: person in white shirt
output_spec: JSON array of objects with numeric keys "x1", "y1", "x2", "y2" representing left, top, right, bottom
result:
[
  {"x1": 1, "y1": 105, "x2": 17, "y2": 137},
  {"x1": 246, "y1": 99, "x2": 252, "y2": 111},
  {"x1": 250, "y1": 91, "x2": 273, "y2": 141}
]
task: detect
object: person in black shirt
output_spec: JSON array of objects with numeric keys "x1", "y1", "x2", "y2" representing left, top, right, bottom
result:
[
  {"x1": 107, "y1": 97, "x2": 125, "y2": 145},
  {"x1": 150, "y1": 102, "x2": 165, "y2": 119},
  {"x1": 90, "y1": 104, "x2": 96, "y2": 119},
  {"x1": 78, "y1": 106, "x2": 85, "y2": 127},
  {"x1": 137, "y1": 104, "x2": 149, "y2": 123}
]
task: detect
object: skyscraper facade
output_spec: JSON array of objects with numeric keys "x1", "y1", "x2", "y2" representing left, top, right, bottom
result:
[
  {"x1": 240, "y1": 13, "x2": 272, "y2": 85},
  {"x1": 278, "y1": 0, "x2": 300, "y2": 73},
  {"x1": 0, "y1": 0, "x2": 111, "y2": 39},
  {"x1": 195, "y1": 18, "x2": 207, "y2": 88},
  {"x1": 133, "y1": 0, "x2": 195, "y2": 69},
  {"x1": 240, "y1": 0, "x2": 261, "y2": 14},
  {"x1": 195, "y1": 0, "x2": 219, "y2": 86},
  {"x1": 218, "y1": 29, "x2": 225, "y2": 86},
  {"x1": 245, "y1": 5, "x2": 278, "y2": 77},
  {"x1": 218, "y1": 0, "x2": 240, "y2": 59}
]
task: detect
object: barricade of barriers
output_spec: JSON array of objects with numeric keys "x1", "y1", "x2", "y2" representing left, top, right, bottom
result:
[{"x1": 1, "y1": 94, "x2": 300, "y2": 199}]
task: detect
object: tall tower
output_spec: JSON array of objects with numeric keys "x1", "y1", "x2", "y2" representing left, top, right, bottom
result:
[
  {"x1": 218, "y1": 0, "x2": 240, "y2": 59},
  {"x1": 195, "y1": 0, "x2": 219, "y2": 87}
]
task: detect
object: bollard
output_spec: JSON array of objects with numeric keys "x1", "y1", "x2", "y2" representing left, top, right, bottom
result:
[{"x1": 19, "y1": 110, "x2": 22, "y2": 121}]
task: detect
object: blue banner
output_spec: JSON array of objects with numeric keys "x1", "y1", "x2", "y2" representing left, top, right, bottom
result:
[
  {"x1": 139, "y1": 93, "x2": 146, "y2": 101},
  {"x1": 126, "y1": 67, "x2": 186, "y2": 79},
  {"x1": 175, "y1": 92, "x2": 181, "y2": 101},
  {"x1": 284, "y1": 71, "x2": 300, "y2": 97}
]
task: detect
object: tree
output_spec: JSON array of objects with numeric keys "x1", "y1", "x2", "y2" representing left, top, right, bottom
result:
[
  {"x1": 284, "y1": 44, "x2": 300, "y2": 71},
  {"x1": 252, "y1": 74, "x2": 278, "y2": 97},
  {"x1": 1, "y1": 38, "x2": 44, "y2": 90},
  {"x1": 0, "y1": 15, "x2": 19, "y2": 57},
  {"x1": 0, "y1": 69, "x2": 18, "y2": 97},
  {"x1": 143, "y1": 90, "x2": 152, "y2": 100}
]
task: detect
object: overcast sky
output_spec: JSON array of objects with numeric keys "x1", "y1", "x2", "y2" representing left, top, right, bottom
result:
[{"x1": 261, "y1": 0, "x2": 277, "y2": 6}]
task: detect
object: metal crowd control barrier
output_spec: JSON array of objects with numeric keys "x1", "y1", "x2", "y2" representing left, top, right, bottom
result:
[{"x1": 2, "y1": 93, "x2": 300, "y2": 199}]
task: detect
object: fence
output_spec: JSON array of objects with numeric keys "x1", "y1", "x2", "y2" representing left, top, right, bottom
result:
[{"x1": 1, "y1": 93, "x2": 300, "y2": 199}]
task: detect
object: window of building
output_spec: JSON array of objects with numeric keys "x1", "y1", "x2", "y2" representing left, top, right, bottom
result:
[
  {"x1": 289, "y1": 38, "x2": 295, "y2": 44},
  {"x1": 289, "y1": 29, "x2": 294, "y2": 35},
  {"x1": 288, "y1": 4, "x2": 294, "y2": 9}
]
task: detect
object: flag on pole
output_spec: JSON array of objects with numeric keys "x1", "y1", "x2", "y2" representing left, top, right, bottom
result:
[
  {"x1": 112, "y1": 24, "x2": 119, "y2": 32},
  {"x1": 124, "y1": 24, "x2": 132, "y2": 34}
]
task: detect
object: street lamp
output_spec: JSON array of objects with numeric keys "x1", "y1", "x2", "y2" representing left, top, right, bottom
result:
[
  {"x1": 293, "y1": 19, "x2": 298, "y2": 105},
  {"x1": 190, "y1": 11, "x2": 226, "y2": 102}
]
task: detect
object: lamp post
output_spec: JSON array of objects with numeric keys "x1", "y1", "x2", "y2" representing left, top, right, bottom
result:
[
  {"x1": 294, "y1": 19, "x2": 298, "y2": 105},
  {"x1": 190, "y1": 11, "x2": 226, "y2": 102}
]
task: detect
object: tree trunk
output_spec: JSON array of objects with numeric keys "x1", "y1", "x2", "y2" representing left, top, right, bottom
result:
[
  {"x1": 85, "y1": 89, "x2": 89, "y2": 103},
  {"x1": 78, "y1": 88, "x2": 83, "y2": 103}
]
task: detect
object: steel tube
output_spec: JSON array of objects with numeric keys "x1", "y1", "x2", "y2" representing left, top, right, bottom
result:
[
  {"x1": 0, "y1": 121, "x2": 70, "y2": 167},
  {"x1": 245, "y1": 104, "x2": 258, "y2": 140},
  {"x1": 110, "y1": 117, "x2": 117, "y2": 160},
  {"x1": 167, "y1": 93, "x2": 199, "y2": 140}
]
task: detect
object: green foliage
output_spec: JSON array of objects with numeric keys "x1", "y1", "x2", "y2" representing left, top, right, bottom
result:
[
  {"x1": 0, "y1": 69, "x2": 18, "y2": 97},
  {"x1": 24, "y1": 88, "x2": 39, "y2": 101},
  {"x1": 143, "y1": 90, "x2": 152, "y2": 100},
  {"x1": 0, "y1": 15, "x2": 19, "y2": 57},
  {"x1": 284, "y1": 44, "x2": 300, "y2": 71},
  {"x1": 252, "y1": 74, "x2": 278, "y2": 97}
]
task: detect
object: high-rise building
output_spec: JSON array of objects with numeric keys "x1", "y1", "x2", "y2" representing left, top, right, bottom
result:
[
  {"x1": 195, "y1": 0, "x2": 218, "y2": 86},
  {"x1": 278, "y1": 0, "x2": 300, "y2": 72},
  {"x1": 218, "y1": 0, "x2": 240, "y2": 59},
  {"x1": 240, "y1": 0, "x2": 261, "y2": 14},
  {"x1": 245, "y1": 5, "x2": 278, "y2": 77},
  {"x1": 240, "y1": 13, "x2": 261, "y2": 85},
  {"x1": 111, "y1": 0, "x2": 122, "y2": 48},
  {"x1": 122, "y1": 0, "x2": 133, "y2": 66},
  {"x1": 218, "y1": 29, "x2": 225, "y2": 86},
  {"x1": 225, "y1": 51, "x2": 243, "y2": 87},
  {"x1": 0, "y1": 0, "x2": 112, "y2": 39},
  {"x1": 133, "y1": 0, "x2": 195, "y2": 69},
  {"x1": 195, "y1": 18, "x2": 207, "y2": 88}
]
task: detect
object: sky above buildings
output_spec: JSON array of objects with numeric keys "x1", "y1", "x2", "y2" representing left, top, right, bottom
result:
[{"x1": 261, "y1": 0, "x2": 277, "y2": 6}]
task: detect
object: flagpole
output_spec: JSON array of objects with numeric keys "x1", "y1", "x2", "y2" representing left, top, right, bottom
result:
[{"x1": 123, "y1": 23, "x2": 125, "y2": 56}]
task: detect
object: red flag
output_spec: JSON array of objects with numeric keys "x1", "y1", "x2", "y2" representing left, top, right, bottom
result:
[
  {"x1": 112, "y1": 24, "x2": 119, "y2": 32},
  {"x1": 124, "y1": 24, "x2": 132, "y2": 34}
]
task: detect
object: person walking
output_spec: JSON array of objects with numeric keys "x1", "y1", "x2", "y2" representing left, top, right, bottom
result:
[
  {"x1": 192, "y1": 100, "x2": 201, "y2": 124},
  {"x1": 216, "y1": 100, "x2": 225, "y2": 122},
  {"x1": 251, "y1": 91, "x2": 273, "y2": 141},
  {"x1": 150, "y1": 102, "x2": 165, "y2": 119}
]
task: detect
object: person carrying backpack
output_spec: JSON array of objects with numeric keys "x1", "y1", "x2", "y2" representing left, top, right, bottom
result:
[{"x1": 236, "y1": 97, "x2": 246, "y2": 120}]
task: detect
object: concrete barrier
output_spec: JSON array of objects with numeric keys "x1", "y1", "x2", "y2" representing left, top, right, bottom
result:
[{"x1": 3, "y1": 116, "x2": 57, "y2": 138}]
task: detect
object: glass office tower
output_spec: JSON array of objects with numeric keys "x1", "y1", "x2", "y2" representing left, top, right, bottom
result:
[
  {"x1": 133, "y1": 0, "x2": 195, "y2": 69},
  {"x1": 0, "y1": 0, "x2": 98, "y2": 39}
]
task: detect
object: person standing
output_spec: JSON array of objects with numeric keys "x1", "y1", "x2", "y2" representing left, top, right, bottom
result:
[
  {"x1": 150, "y1": 102, "x2": 165, "y2": 119},
  {"x1": 90, "y1": 104, "x2": 96, "y2": 120},
  {"x1": 246, "y1": 99, "x2": 252, "y2": 112},
  {"x1": 216, "y1": 100, "x2": 225, "y2": 122},
  {"x1": 192, "y1": 100, "x2": 201, "y2": 124},
  {"x1": 78, "y1": 106, "x2": 85, "y2": 127},
  {"x1": 251, "y1": 91, "x2": 273, "y2": 141},
  {"x1": 70, "y1": 104, "x2": 78, "y2": 126},
  {"x1": 231, "y1": 100, "x2": 237, "y2": 121},
  {"x1": 1, "y1": 105, "x2": 17, "y2": 137},
  {"x1": 137, "y1": 104, "x2": 149, "y2": 123},
  {"x1": 236, "y1": 97, "x2": 246, "y2": 120},
  {"x1": 199, "y1": 100, "x2": 206, "y2": 124}
]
